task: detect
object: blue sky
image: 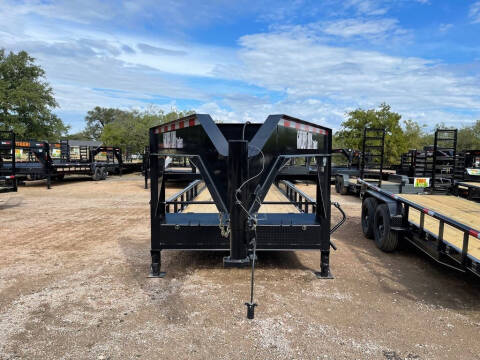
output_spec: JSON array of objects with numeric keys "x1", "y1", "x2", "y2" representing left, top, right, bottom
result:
[{"x1": 1, "y1": 0, "x2": 479, "y2": 132}]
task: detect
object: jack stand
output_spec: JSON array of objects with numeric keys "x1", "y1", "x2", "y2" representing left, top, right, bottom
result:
[
  {"x1": 315, "y1": 250, "x2": 334, "y2": 279},
  {"x1": 149, "y1": 251, "x2": 166, "y2": 278}
]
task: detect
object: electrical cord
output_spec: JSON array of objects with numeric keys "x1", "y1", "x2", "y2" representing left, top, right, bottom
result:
[{"x1": 234, "y1": 144, "x2": 265, "y2": 221}]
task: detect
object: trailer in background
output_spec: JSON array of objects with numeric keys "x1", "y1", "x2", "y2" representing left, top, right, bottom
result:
[
  {"x1": 334, "y1": 128, "x2": 386, "y2": 195},
  {"x1": 359, "y1": 178, "x2": 480, "y2": 277},
  {"x1": 0, "y1": 137, "x2": 127, "y2": 189},
  {"x1": 331, "y1": 148, "x2": 361, "y2": 182},
  {"x1": 0, "y1": 131, "x2": 17, "y2": 193},
  {"x1": 454, "y1": 149, "x2": 480, "y2": 201}
]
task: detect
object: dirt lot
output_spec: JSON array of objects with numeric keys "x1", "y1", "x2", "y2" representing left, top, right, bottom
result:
[{"x1": 1, "y1": 174, "x2": 480, "y2": 360}]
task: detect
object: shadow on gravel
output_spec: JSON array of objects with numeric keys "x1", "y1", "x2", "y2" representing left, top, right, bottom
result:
[
  {"x1": 340, "y1": 225, "x2": 480, "y2": 312},
  {"x1": 0, "y1": 196, "x2": 23, "y2": 209},
  {"x1": 117, "y1": 234, "x2": 315, "y2": 285},
  {"x1": 20, "y1": 177, "x2": 92, "y2": 188}
]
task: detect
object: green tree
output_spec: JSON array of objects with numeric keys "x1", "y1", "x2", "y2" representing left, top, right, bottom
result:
[
  {"x1": 94, "y1": 107, "x2": 194, "y2": 153},
  {"x1": 403, "y1": 119, "x2": 428, "y2": 150},
  {"x1": 84, "y1": 107, "x2": 127, "y2": 140},
  {"x1": 457, "y1": 120, "x2": 480, "y2": 151},
  {"x1": 334, "y1": 103, "x2": 408, "y2": 165},
  {"x1": 0, "y1": 49, "x2": 68, "y2": 140}
]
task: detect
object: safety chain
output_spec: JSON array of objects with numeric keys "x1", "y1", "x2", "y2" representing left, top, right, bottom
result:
[{"x1": 218, "y1": 212, "x2": 231, "y2": 238}]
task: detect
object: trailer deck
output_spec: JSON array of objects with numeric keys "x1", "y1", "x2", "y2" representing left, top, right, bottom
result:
[
  {"x1": 184, "y1": 185, "x2": 300, "y2": 214},
  {"x1": 359, "y1": 178, "x2": 480, "y2": 277},
  {"x1": 398, "y1": 194, "x2": 480, "y2": 261}
]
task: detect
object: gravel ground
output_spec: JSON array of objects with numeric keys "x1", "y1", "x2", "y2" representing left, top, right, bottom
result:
[{"x1": 0, "y1": 175, "x2": 479, "y2": 360}]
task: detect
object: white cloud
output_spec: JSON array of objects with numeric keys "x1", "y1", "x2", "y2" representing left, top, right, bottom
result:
[
  {"x1": 470, "y1": 1, "x2": 480, "y2": 23},
  {"x1": 343, "y1": 0, "x2": 388, "y2": 16},
  {"x1": 213, "y1": 27, "x2": 480, "y2": 128},
  {"x1": 321, "y1": 18, "x2": 401, "y2": 38},
  {"x1": 0, "y1": 0, "x2": 478, "y2": 133},
  {"x1": 439, "y1": 23, "x2": 453, "y2": 32}
]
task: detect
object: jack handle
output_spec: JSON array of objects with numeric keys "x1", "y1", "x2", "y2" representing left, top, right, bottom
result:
[{"x1": 329, "y1": 202, "x2": 346, "y2": 250}]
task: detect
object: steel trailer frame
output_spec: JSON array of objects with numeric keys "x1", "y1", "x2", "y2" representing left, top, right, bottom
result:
[
  {"x1": 0, "y1": 138, "x2": 126, "y2": 189},
  {"x1": 359, "y1": 178, "x2": 480, "y2": 277},
  {"x1": 334, "y1": 128, "x2": 386, "y2": 195},
  {"x1": 453, "y1": 149, "x2": 480, "y2": 201},
  {"x1": 0, "y1": 131, "x2": 17, "y2": 193},
  {"x1": 149, "y1": 113, "x2": 336, "y2": 278}
]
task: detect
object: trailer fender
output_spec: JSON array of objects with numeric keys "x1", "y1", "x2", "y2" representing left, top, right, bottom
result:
[{"x1": 363, "y1": 190, "x2": 402, "y2": 218}]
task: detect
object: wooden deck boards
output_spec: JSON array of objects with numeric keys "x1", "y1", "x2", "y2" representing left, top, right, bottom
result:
[
  {"x1": 184, "y1": 185, "x2": 299, "y2": 214},
  {"x1": 459, "y1": 182, "x2": 480, "y2": 189},
  {"x1": 397, "y1": 194, "x2": 480, "y2": 260}
]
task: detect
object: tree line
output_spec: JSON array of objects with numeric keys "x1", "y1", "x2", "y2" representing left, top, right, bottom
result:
[
  {"x1": 334, "y1": 103, "x2": 480, "y2": 165},
  {"x1": 1, "y1": 49, "x2": 479, "y2": 161}
]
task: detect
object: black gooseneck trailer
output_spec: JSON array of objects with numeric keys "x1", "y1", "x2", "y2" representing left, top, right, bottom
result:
[
  {"x1": 0, "y1": 131, "x2": 17, "y2": 193},
  {"x1": 149, "y1": 114, "x2": 341, "y2": 280},
  {"x1": 0, "y1": 138, "x2": 128, "y2": 189}
]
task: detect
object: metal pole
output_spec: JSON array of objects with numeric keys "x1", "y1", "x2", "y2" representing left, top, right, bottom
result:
[{"x1": 224, "y1": 140, "x2": 250, "y2": 267}]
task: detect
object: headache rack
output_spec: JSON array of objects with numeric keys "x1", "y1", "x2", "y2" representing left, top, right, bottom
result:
[{"x1": 0, "y1": 130, "x2": 17, "y2": 193}]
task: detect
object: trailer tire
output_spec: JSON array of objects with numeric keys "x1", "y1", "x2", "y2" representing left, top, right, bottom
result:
[
  {"x1": 373, "y1": 204, "x2": 399, "y2": 252},
  {"x1": 100, "y1": 167, "x2": 107, "y2": 180},
  {"x1": 361, "y1": 197, "x2": 377, "y2": 239},
  {"x1": 338, "y1": 177, "x2": 348, "y2": 195},
  {"x1": 335, "y1": 176, "x2": 341, "y2": 193},
  {"x1": 93, "y1": 167, "x2": 102, "y2": 181}
]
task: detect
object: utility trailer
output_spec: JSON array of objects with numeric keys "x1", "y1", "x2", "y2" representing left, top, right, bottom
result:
[
  {"x1": 359, "y1": 178, "x2": 480, "y2": 277},
  {"x1": 149, "y1": 114, "x2": 345, "y2": 316},
  {"x1": 454, "y1": 149, "x2": 480, "y2": 201},
  {"x1": 0, "y1": 131, "x2": 17, "y2": 193},
  {"x1": 331, "y1": 148, "x2": 361, "y2": 181},
  {"x1": 0, "y1": 138, "x2": 125, "y2": 189},
  {"x1": 397, "y1": 129, "x2": 457, "y2": 193},
  {"x1": 335, "y1": 128, "x2": 386, "y2": 195}
]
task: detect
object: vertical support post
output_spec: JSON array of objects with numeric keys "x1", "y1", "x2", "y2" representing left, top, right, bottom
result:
[
  {"x1": 149, "y1": 129, "x2": 166, "y2": 278},
  {"x1": 316, "y1": 129, "x2": 332, "y2": 279},
  {"x1": 224, "y1": 140, "x2": 250, "y2": 267},
  {"x1": 461, "y1": 232, "x2": 469, "y2": 265}
]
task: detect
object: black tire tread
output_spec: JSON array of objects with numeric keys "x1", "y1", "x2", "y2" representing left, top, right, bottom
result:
[
  {"x1": 361, "y1": 197, "x2": 377, "y2": 239},
  {"x1": 373, "y1": 203, "x2": 399, "y2": 252}
]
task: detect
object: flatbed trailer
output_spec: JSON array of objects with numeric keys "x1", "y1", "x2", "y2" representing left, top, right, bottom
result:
[
  {"x1": 0, "y1": 131, "x2": 17, "y2": 193},
  {"x1": 455, "y1": 181, "x2": 480, "y2": 201},
  {"x1": 0, "y1": 139, "x2": 125, "y2": 189},
  {"x1": 359, "y1": 178, "x2": 480, "y2": 277}
]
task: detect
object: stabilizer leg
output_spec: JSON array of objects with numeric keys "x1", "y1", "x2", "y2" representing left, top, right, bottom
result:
[
  {"x1": 315, "y1": 250, "x2": 334, "y2": 279},
  {"x1": 149, "y1": 250, "x2": 166, "y2": 278}
]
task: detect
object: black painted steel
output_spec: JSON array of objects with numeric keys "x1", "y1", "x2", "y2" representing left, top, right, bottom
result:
[
  {"x1": 0, "y1": 138, "x2": 129, "y2": 188},
  {"x1": 149, "y1": 113, "x2": 334, "y2": 277},
  {"x1": 0, "y1": 131, "x2": 17, "y2": 193}
]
